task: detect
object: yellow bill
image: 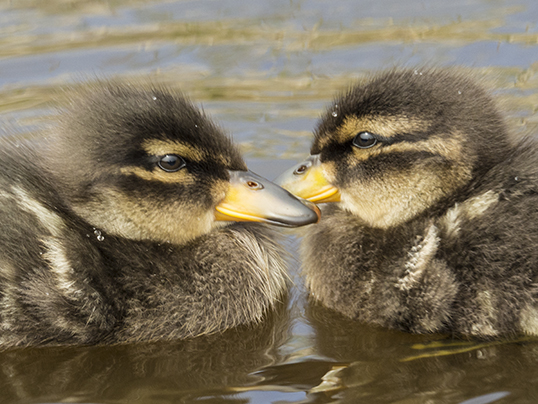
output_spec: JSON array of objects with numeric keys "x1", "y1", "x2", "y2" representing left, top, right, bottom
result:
[{"x1": 274, "y1": 155, "x2": 341, "y2": 203}]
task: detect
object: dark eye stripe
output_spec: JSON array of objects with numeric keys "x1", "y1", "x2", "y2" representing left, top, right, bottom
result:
[{"x1": 361, "y1": 150, "x2": 444, "y2": 168}]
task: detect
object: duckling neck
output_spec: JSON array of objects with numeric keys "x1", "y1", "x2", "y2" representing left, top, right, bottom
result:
[{"x1": 84, "y1": 223, "x2": 289, "y2": 341}]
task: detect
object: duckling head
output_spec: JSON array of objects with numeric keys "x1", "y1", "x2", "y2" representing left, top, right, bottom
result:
[
  {"x1": 276, "y1": 68, "x2": 511, "y2": 228},
  {"x1": 47, "y1": 82, "x2": 319, "y2": 245}
]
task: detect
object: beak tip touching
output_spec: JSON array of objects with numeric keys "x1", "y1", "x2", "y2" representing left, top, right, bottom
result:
[
  {"x1": 279, "y1": 197, "x2": 321, "y2": 227},
  {"x1": 274, "y1": 155, "x2": 341, "y2": 205},
  {"x1": 304, "y1": 199, "x2": 322, "y2": 224},
  {"x1": 214, "y1": 169, "x2": 322, "y2": 227}
]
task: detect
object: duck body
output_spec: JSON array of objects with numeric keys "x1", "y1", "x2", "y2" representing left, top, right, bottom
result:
[
  {"x1": 0, "y1": 82, "x2": 318, "y2": 348},
  {"x1": 303, "y1": 164, "x2": 538, "y2": 338},
  {"x1": 277, "y1": 68, "x2": 538, "y2": 339}
]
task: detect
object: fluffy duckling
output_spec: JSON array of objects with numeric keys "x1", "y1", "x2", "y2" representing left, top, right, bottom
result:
[
  {"x1": 0, "y1": 81, "x2": 319, "y2": 348},
  {"x1": 276, "y1": 68, "x2": 538, "y2": 339}
]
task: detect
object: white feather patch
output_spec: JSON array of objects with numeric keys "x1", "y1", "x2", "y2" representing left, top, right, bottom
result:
[
  {"x1": 11, "y1": 186, "x2": 65, "y2": 237},
  {"x1": 42, "y1": 238, "x2": 80, "y2": 296},
  {"x1": 397, "y1": 224, "x2": 440, "y2": 291}
]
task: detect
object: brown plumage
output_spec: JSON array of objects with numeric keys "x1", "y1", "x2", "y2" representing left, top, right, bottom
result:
[{"x1": 277, "y1": 68, "x2": 538, "y2": 339}]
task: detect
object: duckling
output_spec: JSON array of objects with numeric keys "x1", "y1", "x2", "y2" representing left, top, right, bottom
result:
[
  {"x1": 0, "y1": 81, "x2": 319, "y2": 348},
  {"x1": 276, "y1": 68, "x2": 538, "y2": 339}
]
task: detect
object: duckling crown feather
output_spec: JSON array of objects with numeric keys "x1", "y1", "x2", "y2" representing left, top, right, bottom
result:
[
  {"x1": 50, "y1": 82, "x2": 246, "y2": 190},
  {"x1": 313, "y1": 68, "x2": 511, "y2": 179}
]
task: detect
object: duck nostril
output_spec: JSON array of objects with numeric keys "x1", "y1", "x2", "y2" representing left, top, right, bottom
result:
[
  {"x1": 294, "y1": 165, "x2": 308, "y2": 175},
  {"x1": 247, "y1": 180, "x2": 263, "y2": 190}
]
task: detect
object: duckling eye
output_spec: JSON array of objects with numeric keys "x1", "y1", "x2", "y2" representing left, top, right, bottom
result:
[
  {"x1": 352, "y1": 132, "x2": 377, "y2": 149},
  {"x1": 157, "y1": 154, "x2": 186, "y2": 172}
]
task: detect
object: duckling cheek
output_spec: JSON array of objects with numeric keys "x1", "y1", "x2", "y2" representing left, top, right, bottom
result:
[
  {"x1": 210, "y1": 179, "x2": 229, "y2": 207},
  {"x1": 338, "y1": 188, "x2": 382, "y2": 224},
  {"x1": 339, "y1": 163, "x2": 457, "y2": 228},
  {"x1": 319, "y1": 160, "x2": 338, "y2": 186},
  {"x1": 141, "y1": 199, "x2": 217, "y2": 243},
  {"x1": 339, "y1": 184, "x2": 415, "y2": 228}
]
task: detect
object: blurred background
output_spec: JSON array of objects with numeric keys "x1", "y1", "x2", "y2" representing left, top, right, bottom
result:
[{"x1": 0, "y1": 1, "x2": 537, "y2": 403}]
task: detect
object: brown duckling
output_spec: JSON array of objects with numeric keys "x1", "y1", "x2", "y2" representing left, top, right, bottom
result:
[
  {"x1": 0, "y1": 81, "x2": 319, "y2": 348},
  {"x1": 277, "y1": 68, "x2": 538, "y2": 339}
]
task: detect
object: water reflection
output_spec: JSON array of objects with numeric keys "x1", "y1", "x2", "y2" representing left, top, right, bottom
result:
[
  {"x1": 0, "y1": 301, "x2": 291, "y2": 404},
  {"x1": 302, "y1": 301, "x2": 538, "y2": 403}
]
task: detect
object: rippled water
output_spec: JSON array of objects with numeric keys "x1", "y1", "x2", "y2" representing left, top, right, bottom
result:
[{"x1": 1, "y1": 1, "x2": 538, "y2": 403}]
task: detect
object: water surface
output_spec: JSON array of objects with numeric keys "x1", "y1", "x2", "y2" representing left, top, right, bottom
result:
[{"x1": 1, "y1": 1, "x2": 538, "y2": 403}]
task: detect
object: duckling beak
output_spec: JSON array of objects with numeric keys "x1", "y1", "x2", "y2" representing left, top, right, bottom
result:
[
  {"x1": 274, "y1": 154, "x2": 341, "y2": 203},
  {"x1": 215, "y1": 170, "x2": 321, "y2": 227}
]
